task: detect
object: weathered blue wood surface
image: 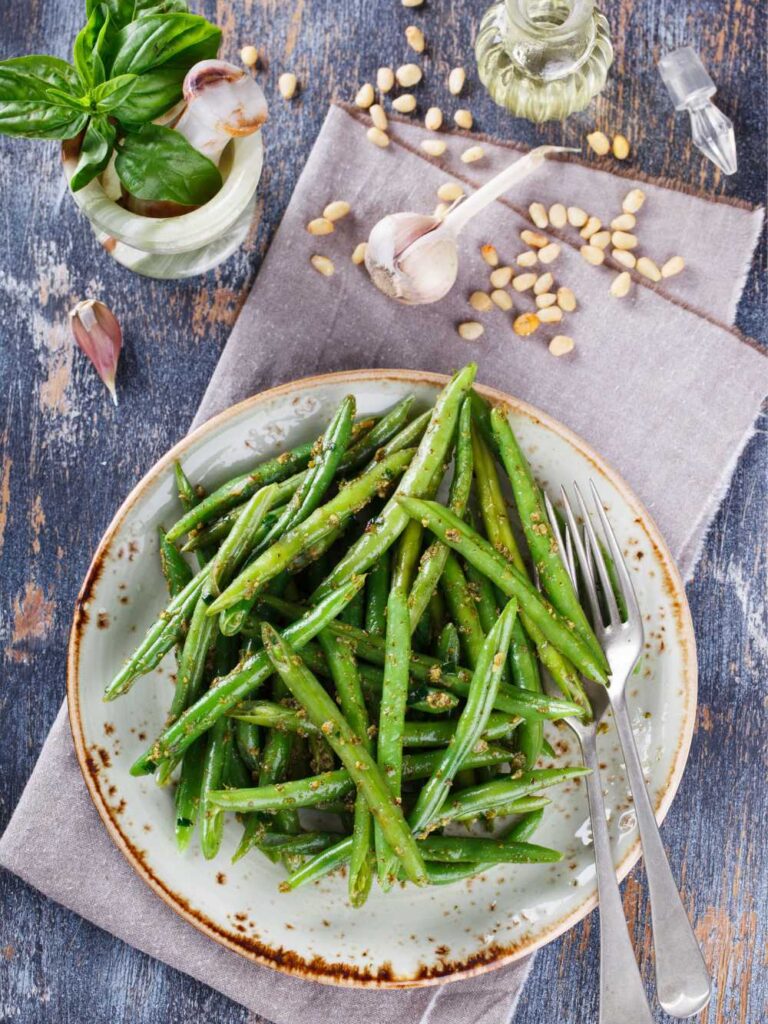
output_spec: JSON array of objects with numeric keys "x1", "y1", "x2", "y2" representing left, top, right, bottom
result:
[{"x1": 0, "y1": 0, "x2": 765, "y2": 1021}]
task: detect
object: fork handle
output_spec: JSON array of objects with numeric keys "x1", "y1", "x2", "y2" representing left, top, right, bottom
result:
[
  {"x1": 580, "y1": 728, "x2": 655, "y2": 1024},
  {"x1": 611, "y1": 691, "x2": 712, "y2": 1018}
]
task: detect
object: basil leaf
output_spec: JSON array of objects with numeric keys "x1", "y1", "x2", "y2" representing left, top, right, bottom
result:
[
  {"x1": 92, "y1": 73, "x2": 138, "y2": 111},
  {"x1": 74, "y1": 7, "x2": 108, "y2": 88},
  {"x1": 134, "y1": 0, "x2": 189, "y2": 16},
  {"x1": 111, "y1": 14, "x2": 221, "y2": 79},
  {"x1": 115, "y1": 123, "x2": 221, "y2": 205},
  {"x1": 70, "y1": 115, "x2": 116, "y2": 190},
  {"x1": 110, "y1": 65, "x2": 183, "y2": 123},
  {"x1": 85, "y1": 0, "x2": 133, "y2": 29},
  {"x1": 0, "y1": 56, "x2": 88, "y2": 139}
]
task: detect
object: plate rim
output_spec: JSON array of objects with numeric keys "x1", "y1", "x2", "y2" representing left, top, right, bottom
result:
[{"x1": 67, "y1": 367, "x2": 698, "y2": 989}]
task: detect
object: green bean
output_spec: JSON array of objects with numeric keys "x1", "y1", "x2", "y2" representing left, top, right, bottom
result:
[
  {"x1": 397, "y1": 497, "x2": 608, "y2": 686},
  {"x1": 339, "y1": 395, "x2": 414, "y2": 471},
  {"x1": 339, "y1": 583, "x2": 365, "y2": 628},
  {"x1": 174, "y1": 736, "x2": 206, "y2": 851},
  {"x1": 205, "y1": 484, "x2": 278, "y2": 596},
  {"x1": 199, "y1": 717, "x2": 231, "y2": 860},
  {"x1": 225, "y1": 737, "x2": 253, "y2": 789},
  {"x1": 260, "y1": 623, "x2": 428, "y2": 886},
  {"x1": 130, "y1": 576, "x2": 366, "y2": 774},
  {"x1": 419, "y1": 835, "x2": 561, "y2": 864},
  {"x1": 409, "y1": 599, "x2": 518, "y2": 837},
  {"x1": 166, "y1": 591, "x2": 218, "y2": 724},
  {"x1": 359, "y1": 408, "x2": 431, "y2": 472},
  {"x1": 314, "y1": 364, "x2": 477, "y2": 598},
  {"x1": 174, "y1": 463, "x2": 213, "y2": 568},
  {"x1": 280, "y1": 835, "x2": 353, "y2": 891},
  {"x1": 505, "y1": 807, "x2": 546, "y2": 842},
  {"x1": 440, "y1": 553, "x2": 486, "y2": 669},
  {"x1": 257, "y1": 831, "x2": 341, "y2": 856},
  {"x1": 260, "y1": 679, "x2": 300, "y2": 838},
  {"x1": 436, "y1": 621, "x2": 460, "y2": 667},
  {"x1": 158, "y1": 526, "x2": 193, "y2": 597},
  {"x1": 230, "y1": 700, "x2": 317, "y2": 736},
  {"x1": 207, "y1": 448, "x2": 414, "y2": 613},
  {"x1": 235, "y1": 719, "x2": 261, "y2": 775},
  {"x1": 364, "y1": 558, "x2": 390, "y2": 636}
]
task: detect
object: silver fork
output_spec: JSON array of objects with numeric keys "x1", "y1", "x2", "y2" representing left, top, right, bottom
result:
[{"x1": 551, "y1": 481, "x2": 712, "y2": 1019}]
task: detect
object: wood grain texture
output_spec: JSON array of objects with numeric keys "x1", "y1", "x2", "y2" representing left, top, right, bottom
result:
[{"x1": 0, "y1": 0, "x2": 765, "y2": 1021}]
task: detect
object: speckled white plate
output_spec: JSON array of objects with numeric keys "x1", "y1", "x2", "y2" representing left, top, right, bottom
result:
[{"x1": 67, "y1": 370, "x2": 697, "y2": 988}]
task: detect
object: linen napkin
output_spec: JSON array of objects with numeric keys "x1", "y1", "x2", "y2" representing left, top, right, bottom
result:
[{"x1": 1, "y1": 103, "x2": 766, "y2": 1024}]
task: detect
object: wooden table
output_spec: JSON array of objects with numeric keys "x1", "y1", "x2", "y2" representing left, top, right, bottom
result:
[{"x1": 1, "y1": 1, "x2": 765, "y2": 1021}]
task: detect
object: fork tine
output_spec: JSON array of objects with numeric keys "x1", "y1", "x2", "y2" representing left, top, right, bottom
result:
[
  {"x1": 559, "y1": 485, "x2": 603, "y2": 628},
  {"x1": 573, "y1": 483, "x2": 622, "y2": 628},
  {"x1": 588, "y1": 480, "x2": 642, "y2": 625},
  {"x1": 543, "y1": 492, "x2": 577, "y2": 588}
]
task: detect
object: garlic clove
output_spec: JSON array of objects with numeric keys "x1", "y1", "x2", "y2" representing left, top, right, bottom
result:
[
  {"x1": 69, "y1": 299, "x2": 122, "y2": 404},
  {"x1": 365, "y1": 212, "x2": 459, "y2": 304}
]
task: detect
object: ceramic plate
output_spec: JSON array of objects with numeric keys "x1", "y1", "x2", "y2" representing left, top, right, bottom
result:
[{"x1": 67, "y1": 370, "x2": 697, "y2": 988}]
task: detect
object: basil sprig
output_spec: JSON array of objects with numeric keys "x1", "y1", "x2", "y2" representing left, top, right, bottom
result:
[{"x1": 0, "y1": 1, "x2": 224, "y2": 205}]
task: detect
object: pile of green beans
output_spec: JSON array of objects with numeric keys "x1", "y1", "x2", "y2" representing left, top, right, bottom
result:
[{"x1": 107, "y1": 365, "x2": 603, "y2": 903}]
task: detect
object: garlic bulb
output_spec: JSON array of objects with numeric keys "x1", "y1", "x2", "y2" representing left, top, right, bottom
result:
[{"x1": 365, "y1": 145, "x2": 574, "y2": 305}]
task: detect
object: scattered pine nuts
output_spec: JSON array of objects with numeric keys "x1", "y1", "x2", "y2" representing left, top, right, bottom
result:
[
  {"x1": 610, "y1": 271, "x2": 632, "y2": 297},
  {"x1": 612, "y1": 248, "x2": 637, "y2": 269},
  {"x1": 622, "y1": 188, "x2": 646, "y2": 214},
  {"x1": 549, "y1": 203, "x2": 567, "y2": 229},
  {"x1": 396, "y1": 63, "x2": 422, "y2": 88},
  {"x1": 425, "y1": 107, "x2": 443, "y2": 131},
  {"x1": 367, "y1": 126, "x2": 390, "y2": 148},
  {"x1": 240, "y1": 45, "x2": 259, "y2": 67},
  {"x1": 513, "y1": 312, "x2": 540, "y2": 336},
  {"x1": 461, "y1": 145, "x2": 485, "y2": 163},
  {"x1": 535, "y1": 292, "x2": 557, "y2": 308},
  {"x1": 590, "y1": 230, "x2": 611, "y2": 250},
  {"x1": 377, "y1": 67, "x2": 395, "y2": 93},
  {"x1": 567, "y1": 206, "x2": 588, "y2": 227},
  {"x1": 278, "y1": 72, "x2": 298, "y2": 99},
  {"x1": 458, "y1": 321, "x2": 484, "y2": 341},
  {"x1": 534, "y1": 272, "x2": 553, "y2": 295},
  {"x1": 612, "y1": 134, "x2": 630, "y2": 160},
  {"x1": 586, "y1": 130, "x2": 610, "y2": 156},
  {"x1": 370, "y1": 103, "x2": 388, "y2": 131},
  {"x1": 513, "y1": 272, "x2": 537, "y2": 292},
  {"x1": 310, "y1": 254, "x2": 334, "y2": 276},
  {"x1": 538, "y1": 305, "x2": 563, "y2": 323},
  {"x1": 517, "y1": 250, "x2": 538, "y2": 268},
  {"x1": 538, "y1": 242, "x2": 560, "y2": 264},
  {"x1": 520, "y1": 229, "x2": 548, "y2": 248},
  {"x1": 491, "y1": 289, "x2": 513, "y2": 310},
  {"x1": 392, "y1": 94, "x2": 417, "y2": 113},
  {"x1": 580, "y1": 216, "x2": 602, "y2": 240},
  {"x1": 421, "y1": 138, "x2": 446, "y2": 156},
  {"x1": 351, "y1": 242, "x2": 367, "y2": 265},
  {"x1": 405, "y1": 25, "x2": 425, "y2": 53},
  {"x1": 437, "y1": 181, "x2": 464, "y2": 202},
  {"x1": 636, "y1": 256, "x2": 661, "y2": 281},
  {"x1": 481, "y1": 244, "x2": 499, "y2": 267},
  {"x1": 581, "y1": 244, "x2": 605, "y2": 266},
  {"x1": 612, "y1": 230, "x2": 637, "y2": 250},
  {"x1": 323, "y1": 200, "x2": 351, "y2": 222},
  {"x1": 529, "y1": 203, "x2": 549, "y2": 228},
  {"x1": 611, "y1": 212, "x2": 636, "y2": 231},
  {"x1": 448, "y1": 67, "x2": 466, "y2": 95},
  {"x1": 355, "y1": 82, "x2": 375, "y2": 109},
  {"x1": 434, "y1": 202, "x2": 450, "y2": 219},
  {"x1": 556, "y1": 286, "x2": 577, "y2": 311},
  {"x1": 307, "y1": 217, "x2": 334, "y2": 235},
  {"x1": 470, "y1": 290, "x2": 493, "y2": 312},
  {"x1": 661, "y1": 255, "x2": 685, "y2": 278},
  {"x1": 490, "y1": 266, "x2": 513, "y2": 288},
  {"x1": 402, "y1": 0, "x2": 423, "y2": 6},
  {"x1": 549, "y1": 334, "x2": 574, "y2": 357},
  {"x1": 454, "y1": 109, "x2": 473, "y2": 129}
]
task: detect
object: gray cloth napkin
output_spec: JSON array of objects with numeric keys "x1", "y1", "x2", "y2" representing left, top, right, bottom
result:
[{"x1": 1, "y1": 103, "x2": 766, "y2": 1024}]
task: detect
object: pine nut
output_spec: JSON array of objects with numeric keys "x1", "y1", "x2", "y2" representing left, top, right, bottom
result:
[
  {"x1": 580, "y1": 216, "x2": 602, "y2": 239},
  {"x1": 437, "y1": 182, "x2": 463, "y2": 202},
  {"x1": 661, "y1": 255, "x2": 685, "y2": 278},
  {"x1": 310, "y1": 254, "x2": 334, "y2": 276},
  {"x1": 454, "y1": 109, "x2": 473, "y2": 129},
  {"x1": 369, "y1": 104, "x2": 388, "y2": 131},
  {"x1": 517, "y1": 251, "x2": 538, "y2": 268},
  {"x1": 425, "y1": 107, "x2": 443, "y2": 131},
  {"x1": 513, "y1": 312, "x2": 540, "y2": 336},
  {"x1": 580, "y1": 244, "x2": 605, "y2": 266},
  {"x1": 307, "y1": 217, "x2": 334, "y2": 235},
  {"x1": 351, "y1": 242, "x2": 367, "y2": 265},
  {"x1": 434, "y1": 202, "x2": 449, "y2": 219},
  {"x1": 448, "y1": 67, "x2": 466, "y2": 95},
  {"x1": 481, "y1": 244, "x2": 499, "y2": 267},
  {"x1": 557, "y1": 286, "x2": 577, "y2": 311},
  {"x1": 612, "y1": 230, "x2": 637, "y2": 250},
  {"x1": 529, "y1": 203, "x2": 549, "y2": 229},
  {"x1": 405, "y1": 25, "x2": 425, "y2": 53},
  {"x1": 622, "y1": 188, "x2": 646, "y2": 214},
  {"x1": 377, "y1": 67, "x2": 395, "y2": 93},
  {"x1": 469, "y1": 291, "x2": 493, "y2": 312},
  {"x1": 538, "y1": 242, "x2": 560, "y2": 264},
  {"x1": 392, "y1": 94, "x2": 416, "y2": 113},
  {"x1": 535, "y1": 292, "x2": 557, "y2": 308},
  {"x1": 612, "y1": 248, "x2": 636, "y2": 269},
  {"x1": 611, "y1": 213, "x2": 636, "y2": 231},
  {"x1": 461, "y1": 145, "x2": 485, "y2": 163},
  {"x1": 513, "y1": 272, "x2": 537, "y2": 292},
  {"x1": 396, "y1": 63, "x2": 422, "y2": 87},
  {"x1": 355, "y1": 82, "x2": 375, "y2": 109},
  {"x1": 586, "y1": 130, "x2": 610, "y2": 156},
  {"x1": 278, "y1": 72, "x2": 298, "y2": 99},
  {"x1": 610, "y1": 271, "x2": 632, "y2": 297},
  {"x1": 590, "y1": 230, "x2": 611, "y2": 250},
  {"x1": 458, "y1": 321, "x2": 484, "y2": 341},
  {"x1": 537, "y1": 305, "x2": 563, "y2": 323},
  {"x1": 549, "y1": 335, "x2": 574, "y2": 356},
  {"x1": 636, "y1": 256, "x2": 661, "y2": 281},
  {"x1": 549, "y1": 203, "x2": 567, "y2": 229},
  {"x1": 367, "y1": 126, "x2": 390, "y2": 147},
  {"x1": 490, "y1": 266, "x2": 513, "y2": 288},
  {"x1": 240, "y1": 45, "x2": 258, "y2": 67},
  {"x1": 421, "y1": 139, "x2": 446, "y2": 156},
  {"x1": 612, "y1": 134, "x2": 630, "y2": 160},
  {"x1": 534, "y1": 272, "x2": 553, "y2": 295},
  {"x1": 567, "y1": 206, "x2": 588, "y2": 227},
  {"x1": 323, "y1": 200, "x2": 350, "y2": 222},
  {"x1": 520, "y1": 229, "x2": 548, "y2": 248},
  {"x1": 491, "y1": 289, "x2": 513, "y2": 310},
  {"x1": 403, "y1": 0, "x2": 424, "y2": 6}
]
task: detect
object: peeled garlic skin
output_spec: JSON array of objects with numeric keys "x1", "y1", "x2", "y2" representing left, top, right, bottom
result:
[{"x1": 365, "y1": 211, "x2": 459, "y2": 304}]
